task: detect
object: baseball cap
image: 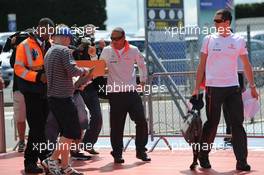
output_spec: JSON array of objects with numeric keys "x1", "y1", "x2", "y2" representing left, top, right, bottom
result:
[{"x1": 55, "y1": 25, "x2": 73, "y2": 38}]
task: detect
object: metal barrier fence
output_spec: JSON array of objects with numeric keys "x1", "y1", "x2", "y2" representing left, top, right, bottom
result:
[
  {"x1": 7, "y1": 70, "x2": 264, "y2": 152},
  {"x1": 236, "y1": 18, "x2": 264, "y2": 33},
  {"x1": 97, "y1": 70, "x2": 264, "y2": 138},
  {"x1": 146, "y1": 24, "x2": 264, "y2": 75},
  {"x1": 6, "y1": 22, "x2": 264, "y2": 150},
  {"x1": 144, "y1": 23, "x2": 264, "y2": 142},
  {"x1": 147, "y1": 70, "x2": 264, "y2": 140}
]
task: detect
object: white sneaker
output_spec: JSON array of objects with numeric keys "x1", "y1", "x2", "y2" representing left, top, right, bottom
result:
[
  {"x1": 61, "y1": 165, "x2": 83, "y2": 175},
  {"x1": 42, "y1": 158, "x2": 62, "y2": 175}
]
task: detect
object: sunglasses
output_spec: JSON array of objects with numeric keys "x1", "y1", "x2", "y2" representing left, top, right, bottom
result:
[
  {"x1": 110, "y1": 35, "x2": 123, "y2": 41},
  {"x1": 214, "y1": 19, "x2": 225, "y2": 23}
]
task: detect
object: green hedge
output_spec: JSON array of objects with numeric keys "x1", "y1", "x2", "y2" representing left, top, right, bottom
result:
[
  {"x1": 0, "y1": 0, "x2": 107, "y2": 32},
  {"x1": 236, "y1": 3, "x2": 264, "y2": 19}
]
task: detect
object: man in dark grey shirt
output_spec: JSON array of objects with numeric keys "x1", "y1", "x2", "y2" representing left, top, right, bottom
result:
[{"x1": 42, "y1": 25, "x2": 90, "y2": 175}]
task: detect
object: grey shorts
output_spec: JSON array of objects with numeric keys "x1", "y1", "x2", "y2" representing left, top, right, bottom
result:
[
  {"x1": 45, "y1": 92, "x2": 90, "y2": 142},
  {"x1": 13, "y1": 91, "x2": 26, "y2": 123}
]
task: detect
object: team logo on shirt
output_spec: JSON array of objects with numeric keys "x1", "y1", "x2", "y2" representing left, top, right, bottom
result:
[
  {"x1": 31, "y1": 49, "x2": 39, "y2": 59},
  {"x1": 212, "y1": 42, "x2": 221, "y2": 51},
  {"x1": 110, "y1": 54, "x2": 115, "y2": 59},
  {"x1": 109, "y1": 54, "x2": 118, "y2": 63},
  {"x1": 110, "y1": 60, "x2": 118, "y2": 63},
  {"x1": 228, "y1": 43, "x2": 236, "y2": 49}
]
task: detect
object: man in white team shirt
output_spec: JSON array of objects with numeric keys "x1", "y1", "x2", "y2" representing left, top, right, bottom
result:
[
  {"x1": 193, "y1": 9, "x2": 258, "y2": 171},
  {"x1": 100, "y1": 27, "x2": 150, "y2": 164}
]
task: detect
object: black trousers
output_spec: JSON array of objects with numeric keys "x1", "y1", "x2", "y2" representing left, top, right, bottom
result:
[
  {"x1": 223, "y1": 73, "x2": 245, "y2": 135},
  {"x1": 109, "y1": 92, "x2": 148, "y2": 157},
  {"x1": 23, "y1": 92, "x2": 49, "y2": 165},
  {"x1": 81, "y1": 85, "x2": 103, "y2": 145},
  {"x1": 200, "y1": 86, "x2": 248, "y2": 161}
]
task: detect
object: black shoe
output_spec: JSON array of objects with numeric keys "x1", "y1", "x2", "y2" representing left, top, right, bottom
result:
[
  {"x1": 136, "y1": 152, "x2": 151, "y2": 162},
  {"x1": 18, "y1": 140, "x2": 25, "y2": 153},
  {"x1": 198, "y1": 156, "x2": 211, "y2": 169},
  {"x1": 113, "y1": 157, "x2": 125, "y2": 164},
  {"x1": 236, "y1": 160, "x2": 251, "y2": 171},
  {"x1": 224, "y1": 137, "x2": 232, "y2": 145},
  {"x1": 224, "y1": 137, "x2": 232, "y2": 142},
  {"x1": 110, "y1": 151, "x2": 125, "y2": 164},
  {"x1": 71, "y1": 151, "x2": 92, "y2": 161},
  {"x1": 190, "y1": 161, "x2": 198, "y2": 170},
  {"x1": 24, "y1": 163, "x2": 44, "y2": 174},
  {"x1": 86, "y1": 148, "x2": 99, "y2": 155}
]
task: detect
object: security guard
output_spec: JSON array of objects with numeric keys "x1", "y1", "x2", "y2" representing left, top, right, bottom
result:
[{"x1": 14, "y1": 18, "x2": 54, "y2": 174}]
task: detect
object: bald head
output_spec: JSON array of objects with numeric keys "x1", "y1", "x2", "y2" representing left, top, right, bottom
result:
[
  {"x1": 38, "y1": 17, "x2": 55, "y2": 28},
  {"x1": 37, "y1": 17, "x2": 54, "y2": 40},
  {"x1": 111, "y1": 27, "x2": 126, "y2": 50}
]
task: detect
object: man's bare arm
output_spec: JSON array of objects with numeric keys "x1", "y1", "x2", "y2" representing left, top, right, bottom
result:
[
  {"x1": 240, "y1": 55, "x2": 259, "y2": 99},
  {"x1": 193, "y1": 52, "x2": 207, "y2": 95}
]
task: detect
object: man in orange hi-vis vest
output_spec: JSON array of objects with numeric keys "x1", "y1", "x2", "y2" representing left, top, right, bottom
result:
[{"x1": 14, "y1": 18, "x2": 54, "y2": 174}]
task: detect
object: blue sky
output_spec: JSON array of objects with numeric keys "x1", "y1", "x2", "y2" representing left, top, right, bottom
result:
[{"x1": 105, "y1": 0, "x2": 264, "y2": 33}]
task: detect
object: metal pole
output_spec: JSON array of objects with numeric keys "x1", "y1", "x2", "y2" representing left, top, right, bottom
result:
[
  {"x1": 189, "y1": 40, "x2": 195, "y2": 92},
  {"x1": 0, "y1": 77, "x2": 6, "y2": 153},
  {"x1": 136, "y1": 0, "x2": 140, "y2": 30},
  {"x1": 148, "y1": 75, "x2": 154, "y2": 141},
  {"x1": 247, "y1": 25, "x2": 251, "y2": 63},
  {"x1": 144, "y1": 0, "x2": 154, "y2": 141},
  {"x1": 144, "y1": 0, "x2": 149, "y2": 62}
]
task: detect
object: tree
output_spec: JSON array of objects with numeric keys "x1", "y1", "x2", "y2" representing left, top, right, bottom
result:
[
  {"x1": 0, "y1": 0, "x2": 107, "y2": 32},
  {"x1": 235, "y1": 3, "x2": 264, "y2": 19}
]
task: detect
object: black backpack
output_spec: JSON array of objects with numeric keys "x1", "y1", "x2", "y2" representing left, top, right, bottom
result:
[
  {"x1": 181, "y1": 93, "x2": 204, "y2": 144},
  {"x1": 181, "y1": 109, "x2": 203, "y2": 144}
]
